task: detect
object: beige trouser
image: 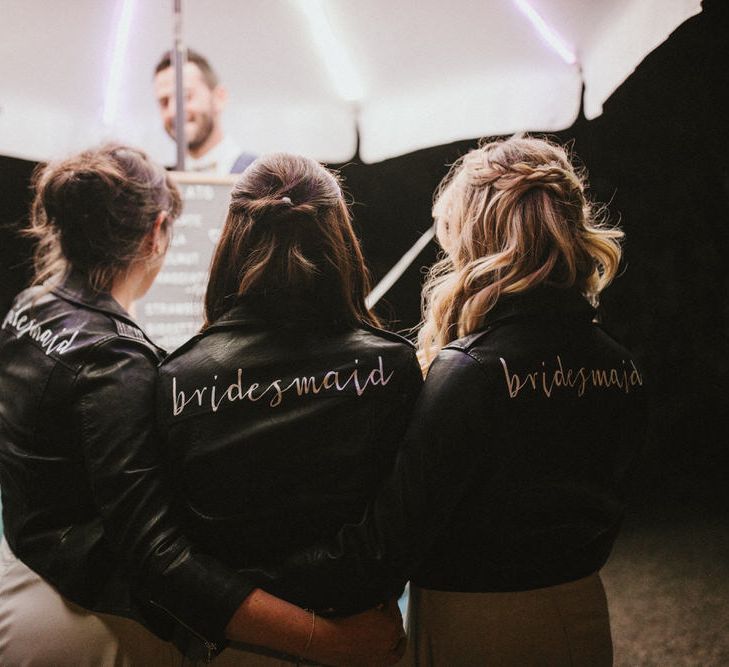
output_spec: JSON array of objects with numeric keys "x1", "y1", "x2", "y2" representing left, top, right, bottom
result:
[
  {"x1": 203, "y1": 646, "x2": 298, "y2": 666},
  {"x1": 0, "y1": 537, "x2": 180, "y2": 666},
  {"x1": 401, "y1": 573, "x2": 613, "y2": 666}
]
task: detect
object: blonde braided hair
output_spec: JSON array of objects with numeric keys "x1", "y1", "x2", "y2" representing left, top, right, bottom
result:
[{"x1": 418, "y1": 136, "x2": 623, "y2": 367}]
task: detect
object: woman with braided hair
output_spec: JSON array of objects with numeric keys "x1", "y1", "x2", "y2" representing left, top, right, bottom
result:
[{"x1": 272, "y1": 136, "x2": 647, "y2": 665}]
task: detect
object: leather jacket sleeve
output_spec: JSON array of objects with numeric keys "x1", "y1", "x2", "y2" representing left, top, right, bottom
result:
[
  {"x1": 268, "y1": 348, "x2": 490, "y2": 611},
  {"x1": 74, "y1": 337, "x2": 254, "y2": 648}
]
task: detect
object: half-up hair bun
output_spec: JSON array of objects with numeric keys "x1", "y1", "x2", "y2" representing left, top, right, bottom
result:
[
  {"x1": 233, "y1": 192, "x2": 318, "y2": 229},
  {"x1": 204, "y1": 152, "x2": 380, "y2": 329}
]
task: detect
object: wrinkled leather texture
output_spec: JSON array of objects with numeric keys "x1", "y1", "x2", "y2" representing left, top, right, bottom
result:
[
  {"x1": 0, "y1": 272, "x2": 254, "y2": 649},
  {"x1": 157, "y1": 298, "x2": 423, "y2": 581},
  {"x1": 273, "y1": 287, "x2": 648, "y2": 612}
]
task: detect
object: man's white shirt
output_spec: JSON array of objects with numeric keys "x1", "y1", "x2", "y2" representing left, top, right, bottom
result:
[{"x1": 186, "y1": 135, "x2": 243, "y2": 175}]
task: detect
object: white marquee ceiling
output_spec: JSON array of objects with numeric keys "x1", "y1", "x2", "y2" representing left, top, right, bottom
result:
[{"x1": 0, "y1": 0, "x2": 701, "y2": 164}]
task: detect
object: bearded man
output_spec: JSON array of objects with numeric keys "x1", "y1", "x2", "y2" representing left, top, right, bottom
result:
[{"x1": 154, "y1": 50, "x2": 255, "y2": 174}]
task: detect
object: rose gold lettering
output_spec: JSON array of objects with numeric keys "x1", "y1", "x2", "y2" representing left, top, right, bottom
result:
[
  {"x1": 500, "y1": 357, "x2": 521, "y2": 398},
  {"x1": 227, "y1": 369, "x2": 244, "y2": 401},
  {"x1": 171, "y1": 357, "x2": 395, "y2": 416}
]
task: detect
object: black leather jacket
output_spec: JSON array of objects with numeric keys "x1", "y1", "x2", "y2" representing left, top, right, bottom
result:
[
  {"x1": 0, "y1": 272, "x2": 253, "y2": 653},
  {"x1": 271, "y1": 287, "x2": 647, "y2": 611},
  {"x1": 156, "y1": 298, "x2": 423, "y2": 579}
]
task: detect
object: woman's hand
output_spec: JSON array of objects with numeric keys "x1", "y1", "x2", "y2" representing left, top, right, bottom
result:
[
  {"x1": 226, "y1": 589, "x2": 405, "y2": 666},
  {"x1": 306, "y1": 599, "x2": 406, "y2": 667}
]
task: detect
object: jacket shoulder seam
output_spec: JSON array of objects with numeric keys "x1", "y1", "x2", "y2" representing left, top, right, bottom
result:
[
  {"x1": 436, "y1": 346, "x2": 501, "y2": 386},
  {"x1": 161, "y1": 332, "x2": 205, "y2": 364},
  {"x1": 359, "y1": 323, "x2": 416, "y2": 348},
  {"x1": 443, "y1": 326, "x2": 494, "y2": 353},
  {"x1": 88, "y1": 332, "x2": 162, "y2": 364}
]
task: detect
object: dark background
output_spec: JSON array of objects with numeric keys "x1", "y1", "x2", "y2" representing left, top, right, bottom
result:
[
  {"x1": 1, "y1": 2, "x2": 727, "y2": 661},
  {"x1": 2, "y1": 1, "x2": 727, "y2": 506},
  {"x1": 338, "y1": 0, "x2": 729, "y2": 513},
  {"x1": 2, "y1": 1, "x2": 727, "y2": 509}
]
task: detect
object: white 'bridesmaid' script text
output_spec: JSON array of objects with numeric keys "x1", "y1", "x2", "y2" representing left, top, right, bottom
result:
[
  {"x1": 172, "y1": 356, "x2": 394, "y2": 416},
  {"x1": 2, "y1": 303, "x2": 78, "y2": 356}
]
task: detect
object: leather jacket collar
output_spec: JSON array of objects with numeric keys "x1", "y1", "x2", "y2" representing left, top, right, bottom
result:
[
  {"x1": 51, "y1": 270, "x2": 162, "y2": 352},
  {"x1": 485, "y1": 287, "x2": 596, "y2": 328},
  {"x1": 52, "y1": 270, "x2": 133, "y2": 321},
  {"x1": 209, "y1": 294, "x2": 350, "y2": 333},
  {"x1": 448, "y1": 287, "x2": 597, "y2": 352}
]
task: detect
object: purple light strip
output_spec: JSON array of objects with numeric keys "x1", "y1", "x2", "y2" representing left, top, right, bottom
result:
[
  {"x1": 102, "y1": 0, "x2": 136, "y2": 126},
  {"x1": 512, "y1": 0, "x2": 577, "y2": 65}
]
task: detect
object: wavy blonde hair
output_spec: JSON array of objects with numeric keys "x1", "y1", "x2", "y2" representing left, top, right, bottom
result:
[{"x1": 418, "y1": 136, "x2": 623, "y2": 366}]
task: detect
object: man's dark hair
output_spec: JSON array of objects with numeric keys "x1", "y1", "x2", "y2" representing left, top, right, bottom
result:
[{"x1": 154, "y1": 49, "x2": 219, "y2": 89}]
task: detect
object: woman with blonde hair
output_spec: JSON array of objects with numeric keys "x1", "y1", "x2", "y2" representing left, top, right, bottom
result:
[{"x1": 273, "y1": 135, "x2": 647, "y2": 665}]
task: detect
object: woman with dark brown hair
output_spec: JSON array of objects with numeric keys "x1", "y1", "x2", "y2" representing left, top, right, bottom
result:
[
  {"x1": 0, "y1": 145, "x2": 409, "y2": 666},
  {"x1": 156, "y1": 152, "x2": 423, "y2": 664}
]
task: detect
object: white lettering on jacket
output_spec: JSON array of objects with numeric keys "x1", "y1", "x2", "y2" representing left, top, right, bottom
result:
[
  {"x1": 499, "y1": 355, "x2": 643, "y2": 398},
  {"x1": 171, "y1": 355, "x2": 395, "y2": 416},
  {"x1": 2, "y1": 304, "x2": 79, "y2": 356}
]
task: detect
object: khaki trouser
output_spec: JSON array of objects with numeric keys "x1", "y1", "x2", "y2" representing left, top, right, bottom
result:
[
  {"x1": 0, "y1": 537, "x2": 179, "y2": 666},
  {"x1": 401, "y1": 573, "x2": 613, "y2": 666}
]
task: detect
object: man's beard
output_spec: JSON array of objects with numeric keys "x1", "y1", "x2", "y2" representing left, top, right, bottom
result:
[
  {"x1": 187, "y1": 111, "x2": 215, "y2": 152},
  {"x1": 166, "y1": 108, "x2": 215, "y2": 152}
]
